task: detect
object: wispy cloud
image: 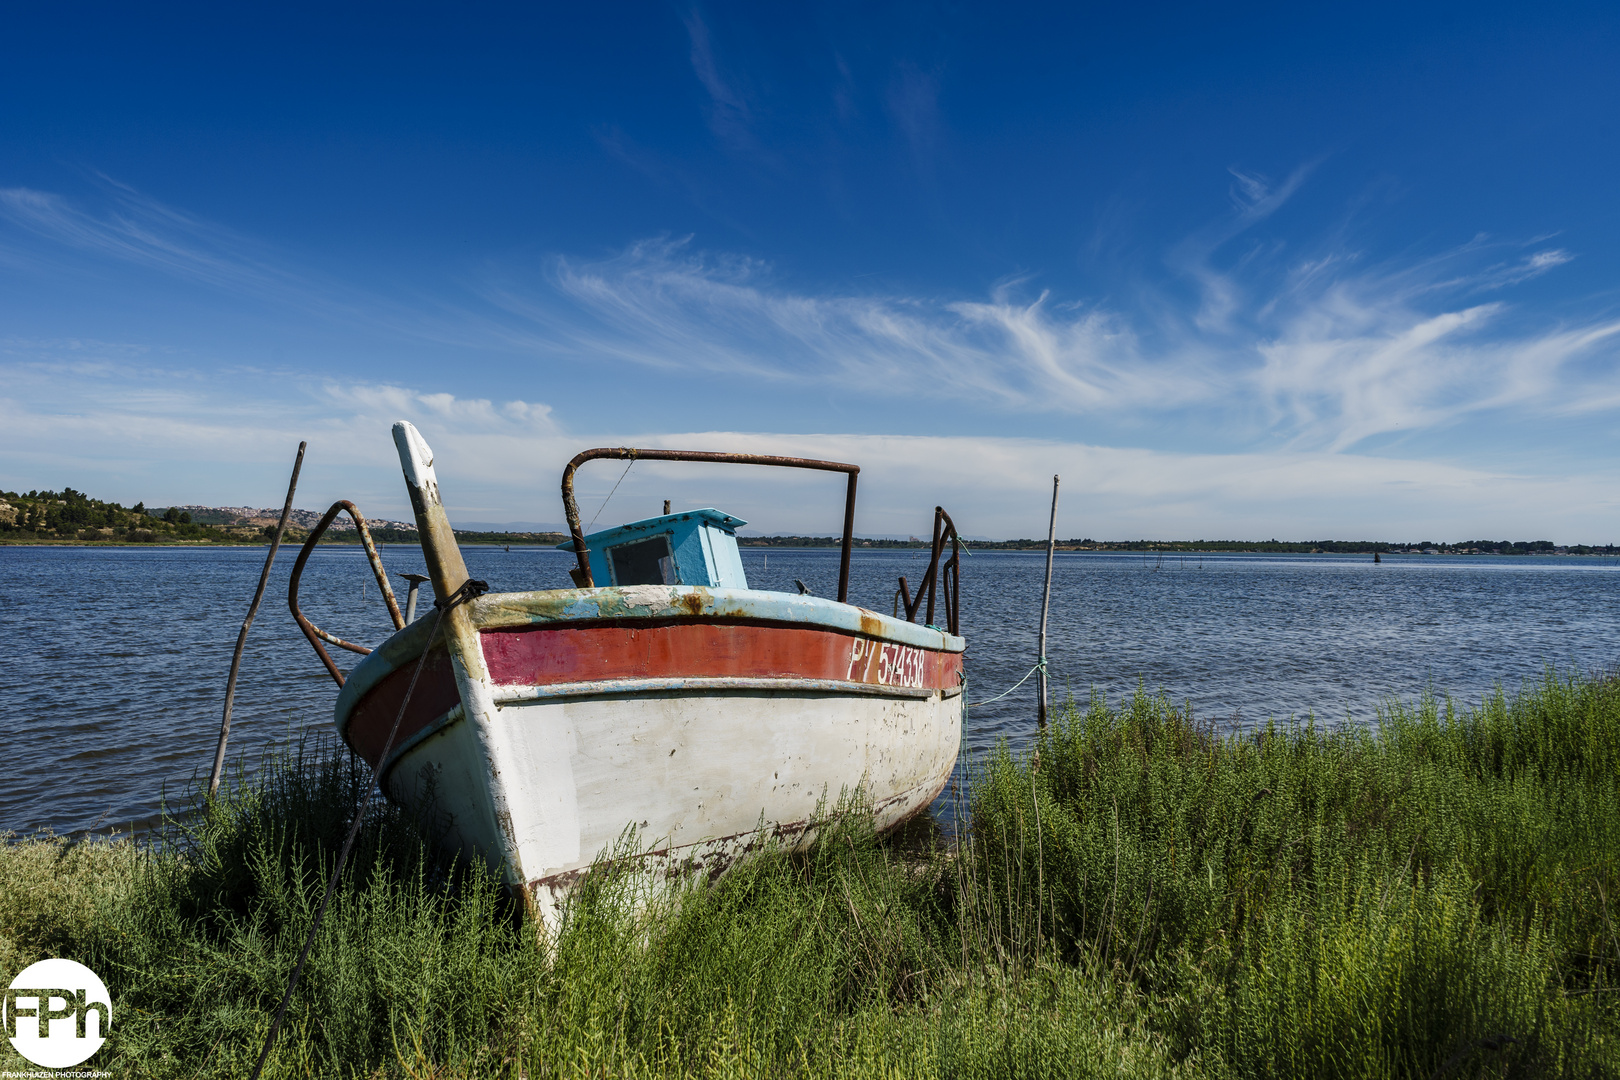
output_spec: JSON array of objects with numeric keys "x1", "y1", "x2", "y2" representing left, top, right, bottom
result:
[
  {"x1": 485, "y1": 237, "x2": 1205, "y2": 412},
  {"x1": 684, "y1": 10, "x2": 752, "y2": 148},
  {"x1": 0, "y1": 357, "x2": 568, "y2": 517},
  {"x1": 4, "y1": 174, "x2": 1618, "y2": 461},
  {"x1": 0, "y1": 179, "x2": 452, "y2": 347},
  {"x1": 1253, "y1": 251, "x2": 1620, "y2": 450},
  {"x1": 492, "y1": 226, "x2": 1618, "y2": 451},
  {"x1": 0, "y1": 179, "x2": 581, "y2": 359},
  {"x1": 1166, "y1": 162, "x2": 1318, "y2": 333},
  {"x1": 0, "y1": 180, "x2": 300, "y2": 297},
  {"x1": 3, "y1": 359, "x2": 1615, "y2": 540}
]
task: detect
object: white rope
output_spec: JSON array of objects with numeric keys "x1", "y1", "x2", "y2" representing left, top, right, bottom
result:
[{"x1": 968, "y1": 656, "x2": 1047, "y2": 708}]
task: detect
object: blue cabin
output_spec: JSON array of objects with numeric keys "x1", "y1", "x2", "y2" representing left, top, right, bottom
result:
[{"x1": 558, "y1": 508, "x2": 749, "y2": 589}]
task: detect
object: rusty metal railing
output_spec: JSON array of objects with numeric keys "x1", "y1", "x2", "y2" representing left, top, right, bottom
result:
[
  {"x1": 895, "y1": 507, "x2": 961, "y2": 636},
  {"x1": 287, "y1": 500, "x2": 405, "y2": 687},
  {"x1": 561, "y1": 448, "x2": 861, "y2": 604}
]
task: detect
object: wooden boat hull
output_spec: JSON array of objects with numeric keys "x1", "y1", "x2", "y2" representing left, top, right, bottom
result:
[{"x1": 335, "y1": 585, "x2": 965, "y2": 927}]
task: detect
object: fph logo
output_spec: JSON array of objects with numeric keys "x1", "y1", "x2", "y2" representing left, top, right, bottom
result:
[{"x1": 5, "y1": 958, "x2": 110, "y2": 1068}]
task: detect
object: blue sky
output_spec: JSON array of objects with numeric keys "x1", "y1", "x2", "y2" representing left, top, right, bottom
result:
[{"x1": 3, "y1": 3, "x2": 1619, "y2": 540}]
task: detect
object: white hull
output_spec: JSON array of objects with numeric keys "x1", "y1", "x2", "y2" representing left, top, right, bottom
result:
[{"x1": 382, "y1": 683, "x2": 963, "y2": 927}]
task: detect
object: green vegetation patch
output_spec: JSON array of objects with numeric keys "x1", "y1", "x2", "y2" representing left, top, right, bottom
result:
[
  {"x1": 971, "y1": 672, "x2": 1620, "y2": 1076},
  {"x1": 3, "y1": 671, "x2": 1617, "y2": 1077},
  {"x1": 0, "y1": 487, "x2": 255, "y2": 544}
]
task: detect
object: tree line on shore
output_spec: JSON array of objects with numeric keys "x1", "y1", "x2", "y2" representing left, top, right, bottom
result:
[
  {"x1": 741, "y1": 534, "x2": 1614, "y2": 555},
  {"x1": 0, "y1": 487, "x2": 565, "y2": 546},
  {"x1": 0, "y1": 487, "x2": 245, "y2": 544}
]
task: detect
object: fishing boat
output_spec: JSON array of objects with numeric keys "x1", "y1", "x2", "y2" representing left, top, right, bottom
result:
[{"x1": 289, "y1": 422, "x2": 966, "y2": 930}]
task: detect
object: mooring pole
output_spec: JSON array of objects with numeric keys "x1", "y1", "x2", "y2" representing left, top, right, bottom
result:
[
  {"x1": 1037, "y1": 474, "x2": 1059, "y2": 727},
  {"x1": 398, "y1": 572, "x2": 430, "y2": 623},
  {"x1": 210, "y1": 441, "x2": 306, "y2": 797}
]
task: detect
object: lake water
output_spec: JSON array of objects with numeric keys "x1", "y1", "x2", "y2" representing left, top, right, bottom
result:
[{"x1": 4, "y1": 543, "x2": 1617, "y2": 836}]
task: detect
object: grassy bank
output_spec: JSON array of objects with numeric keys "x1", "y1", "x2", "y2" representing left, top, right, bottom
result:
[{"x1": 4, "y1": 671, "x2": 1617, "y2": 1077}]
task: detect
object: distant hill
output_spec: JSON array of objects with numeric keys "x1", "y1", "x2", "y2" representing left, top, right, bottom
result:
[
  {"x1": 157, "y1": 505, "x2": 572, "y2": 546},
  {"x1": 457, "y1": 520, "x2": 569, "y2": 533},
  {"x1": 0, "y1": 488, "x2": 258, "y2": 544},
  {"x1": 159, "y1": 505, "x2": 419, "y2": 531},
  {"x1": 0, "y1": 486, "x2": 411, "y2": 545},
  {"x1": 0, "y1": 488, "x2": 576, "y2": 546}
]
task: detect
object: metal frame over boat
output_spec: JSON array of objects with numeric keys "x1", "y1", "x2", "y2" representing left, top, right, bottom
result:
[{"x1": 291, "y1": 422, "x2": 966, "y2": 930}]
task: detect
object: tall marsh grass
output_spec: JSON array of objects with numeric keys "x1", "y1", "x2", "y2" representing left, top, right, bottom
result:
[
  {"x1": 2, "y1": 669, "x2": 1616, "y2": 1077},
  {"x1": 971, "y1": 671, "x2": 1620, "y2": 1076}
]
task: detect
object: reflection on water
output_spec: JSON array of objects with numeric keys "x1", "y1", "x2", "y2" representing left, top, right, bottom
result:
[{"x1": 3, "y1": 544, "x2": 1616, "y2": 835}]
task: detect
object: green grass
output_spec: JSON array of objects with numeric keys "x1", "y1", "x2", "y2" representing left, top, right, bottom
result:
[
  {"x1": 3, "y1": 669, "x2": 1617, "y2": 1077},
  {"x1": 971, "y1": 672, "x2": 1620, "y2": 1076}
]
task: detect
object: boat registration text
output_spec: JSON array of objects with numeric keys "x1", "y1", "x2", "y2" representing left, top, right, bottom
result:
[{"x1": 848, "y1": 639, "x2": 928, "y2": 688}]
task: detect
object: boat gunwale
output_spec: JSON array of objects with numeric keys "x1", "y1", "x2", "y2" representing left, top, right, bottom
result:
[
  {"x1": 472, "y1": 585, "x2": 965, "y2": 649},
  {"x1": 335, "y1": 585, "x2": 966, "y2": 734},
  {"x1": 477, "y1": 612, "x2": 960, "y2": 643}
]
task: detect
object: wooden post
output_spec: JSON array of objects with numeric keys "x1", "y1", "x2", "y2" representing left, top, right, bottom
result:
[
  {"x1": 1037, "y1": 474, "x2": 1059, "y2": 727},
  {"x1": 398, "y1": 572, "x2": 430, "y2": 622},
  {"x1": 210, "y1": 441, "x2": 306, "y2": 797}
]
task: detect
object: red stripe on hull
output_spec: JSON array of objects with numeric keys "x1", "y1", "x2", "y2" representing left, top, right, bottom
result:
[
  {"x1": 346, "y1": 621, "x2": 963, "y2": 770},
  {"x1": 344, "y1": 647, "x2": 460, "y2": 768},
  {"x1": 481, "y1": 621, "x2": 962, "y2": 691}
]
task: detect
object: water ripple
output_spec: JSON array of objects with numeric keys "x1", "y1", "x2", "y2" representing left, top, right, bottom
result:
[{"x1": 3, "y1": 545, "x2": 1617, "y2": 836}]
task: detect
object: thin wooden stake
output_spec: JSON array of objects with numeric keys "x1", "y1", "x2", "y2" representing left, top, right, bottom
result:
[
  {"x1": 209, "y1": 441, "x2": 306, "y2": 797},
  {"x1": 1037, "y1": 474, "x2": 1059, "y2": 727}
]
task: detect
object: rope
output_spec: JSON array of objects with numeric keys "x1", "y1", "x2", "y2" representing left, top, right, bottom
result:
[
  {"x1": 587, "y1": 457, "x2": 635, "y2": 531},
  {"x1": 248, "y1": 578, "x2": 489, "y2": 1080},
  {"x1": 968, "y1": 656, "x2": 1047, "y2": 708}
]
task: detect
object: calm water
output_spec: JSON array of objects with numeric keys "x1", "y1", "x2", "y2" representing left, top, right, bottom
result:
[{"x1": 4, "y1": 544, "x2": 1617, "y2": 836}]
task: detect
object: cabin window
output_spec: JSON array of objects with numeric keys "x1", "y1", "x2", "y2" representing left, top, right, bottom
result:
[{"x1": 609, "y1": 534, "x2": 676, "y2": 585}]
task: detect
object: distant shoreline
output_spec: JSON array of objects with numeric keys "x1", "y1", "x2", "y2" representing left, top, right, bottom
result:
[
  {"x1": 7, "y1": 489, "x2": 1613, "y2": 554},
  {"x1": 0, "y1": 533, "x2": 566, "y2": 548},
  {"x1": 3, "y1": 536, "x2": 1616, "y2": 556}
]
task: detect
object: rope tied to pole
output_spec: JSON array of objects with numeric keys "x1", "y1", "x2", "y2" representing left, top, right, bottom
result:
[
  {"x1": 248, "y1": 578, "x2": 489, "y2": 1080},
  {"x1": 967, "y1": 656, "x2": 1048, "y2": 708}
]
